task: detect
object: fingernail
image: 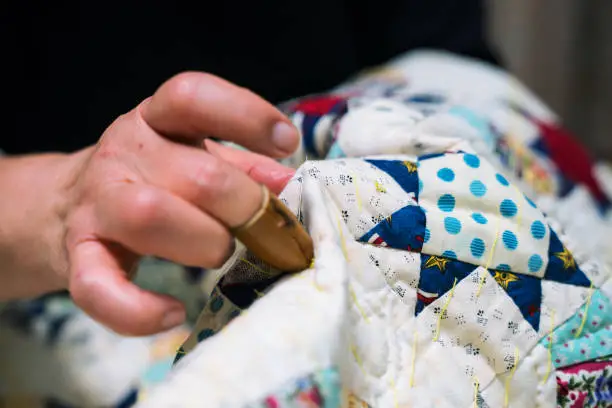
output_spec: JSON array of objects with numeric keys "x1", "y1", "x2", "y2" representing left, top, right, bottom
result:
[
  {"x1": 271, "y1": 122, "x2": 299, "y2": 154},
  {"x1": 162, "y1": 307, "x2": 186, "y2": 330}
]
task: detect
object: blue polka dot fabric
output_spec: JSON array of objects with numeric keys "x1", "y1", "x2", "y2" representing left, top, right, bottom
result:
[
  {"x1": 418, "y1": 151, "x2": 554, "y2": 275},
  {"x1": 349, "y1": 150, "x2": 594, "y2": 332}
]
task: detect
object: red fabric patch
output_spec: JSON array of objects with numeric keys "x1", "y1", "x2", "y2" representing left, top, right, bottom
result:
[
  {"x1": 535, "y1": 120, "x2": 606, "y2": 201},
  {"x1": 291, "y1": 95, "x2": 347, "y2": 116}
]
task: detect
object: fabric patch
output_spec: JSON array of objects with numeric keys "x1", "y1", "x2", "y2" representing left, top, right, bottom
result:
[
  {"x1": 365, "y1": 159, "x2": 420, "y2": 198},
  {"x1": 448, "y1": 106, "x2": 496, "y2": 148},
  {"x1": 358, "y1": 205, "x2": 426, "y2": 252},
  {"x1": 175, "y1": 286, "x2": 244, "y2": 362},
  {"x1": 289, "y1": 95, "x2": 348, "y2": 158},
  {"x1": 361, "y1": 242, "x2": 421, "y2": 307},
  {"x1": 415, "y1": 255, "x2": 475, "y2": 314},
  {"x1": 418, "y1": 151, "x2": 550, "y2": 276},
  {"x1": 539, "y1": 280, "x2": 591, "y2": 338},
  {"x1": 543, "y1": 230, "x2": 592, "y2": 287},
  {"x1": 556, "y1": 356, "x2": 612, "y2": 407},
  {"x1": 304, "y1": 160, "x2": 417, "y2": 240},
  {"x1": 493, "y1": 135, "x2": 557, "y2": 196},
  {"x1": 489, "y1": 269, "x2": 542, "y2": 331},
  {"x1": 326, "y1": 142, "x2": 346, "y2": 159},
  {"x1": 540, "y1": 290, "x2": 612, "y2": 369},
  {"x1": 249, "y1": 367, "x2": 341, "y2": 408}
]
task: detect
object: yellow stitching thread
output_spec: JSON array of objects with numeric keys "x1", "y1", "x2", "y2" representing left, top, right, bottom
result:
[
  {"x1": 389, "y1": 378, "x2": 399, "y2": 408},
  {"x1": 504, "y1": 347, "x2": 520, "y2": 408},
  {"x1": 472, "y1": 376, "x2": 479, "y2": 408},
  {"x1": 337, "y1": 215, "x2": 350, "y2": 262},
  {"x1": 541, "y1": 310, "x2": 555, "y2": 385},
  {"x1": 410, "y1": 331, "x2": 418, "y2": 387},
  {"x1": 433, "y1": 278, "x2": 457, "y2": 342},
  {"x1": 350, "y1": 343, "x2": 367, "y2": 376},
  {"x1": 349, "y1": 284, "x2": 370, "y2": 323},
  {"x1": 477, "y1": 215, "x2": 501, "y2": 297},
  {"x1": 575, "y1": 283, "x2": 595, "y2": 338},
  {"x1": 475, "y1": 268, "x2": 488, "y2": 298},
  {"x1": 254, "y1": 289, "x2": 266, "y2": 298}
]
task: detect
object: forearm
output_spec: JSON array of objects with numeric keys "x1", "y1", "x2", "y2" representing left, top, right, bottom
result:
[{"x1": 0, "y1": 152, "x2": 80, "y2": 299}]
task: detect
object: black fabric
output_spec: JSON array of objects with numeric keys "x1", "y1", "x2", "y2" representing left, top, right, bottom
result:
[{"x1": 1, "y1": 0, "x2": 499, "y2": 154}]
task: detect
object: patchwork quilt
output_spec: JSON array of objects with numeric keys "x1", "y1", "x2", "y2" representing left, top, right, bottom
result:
[{"x1": 2, "y1": 50, "x2": 612, "y2": 407}]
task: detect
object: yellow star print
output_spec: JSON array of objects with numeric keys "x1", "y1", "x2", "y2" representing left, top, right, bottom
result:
[
  {"x1": 555, "y1": 247, "x2": 576, "y2": 270},
  {"x1": 493, "y1": 271, "x2": 519, "y2": 290},
  {"x1": 424, "y1": 255, "x2": 450, "y2": 272},
  {"x1": 375, "y1": 181, "x2": 387, "y2": 193},
  {"x1": 403, "y1": 161, "x2": 418, "y2": 173}
]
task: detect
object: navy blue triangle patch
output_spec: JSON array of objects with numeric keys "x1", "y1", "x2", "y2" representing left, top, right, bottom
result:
[
  {"x1": 488, "y1": 269, "x2": 542, "y2": 331},
  {"x1": 365, "y1": 159, "x2": 419, "y2": 197},
  {"x1": 418, "y1": 152, "x2": 447, "y2": 162},
  {"x1": 301, "y1": 114, "x2": 322, "y2": 157},
  {"x1": 359, "y1": 205, "x2": 426, "y2": 252},
  {"x1": 416, "y1": 254, "x2": 475, "y2": 315},
  {"x1": 544, "y1": 229, "x2": 591, "y2": 287}
]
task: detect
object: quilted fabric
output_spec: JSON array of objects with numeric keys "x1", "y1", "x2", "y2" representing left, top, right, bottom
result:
[
  {"x1": 136, "y1": 51, "x2": 612, "y2": 407},
  {"x1": 2, "y1": 50, "x2": 612, "y2": 408}
]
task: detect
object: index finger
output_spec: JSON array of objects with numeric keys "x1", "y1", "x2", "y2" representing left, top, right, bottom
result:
[{"x1": 141, "y1": 72, "x2": 300, "y2": 158}]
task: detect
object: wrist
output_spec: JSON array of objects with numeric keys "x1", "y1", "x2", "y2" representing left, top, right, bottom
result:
[{"x1": 0, "y1": 148, "x2": 90, "y2": 299}]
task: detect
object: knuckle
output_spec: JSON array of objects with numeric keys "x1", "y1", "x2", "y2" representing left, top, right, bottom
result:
[
  {"x1": 191, "y1": 159, "x2": 231, "y2": 201},
  {"x1": 124, "y1": 189, "x2": 164, "y2": 230},
  {"x1": 163, "y1": 72, "x2": 208, "y2": 111}
]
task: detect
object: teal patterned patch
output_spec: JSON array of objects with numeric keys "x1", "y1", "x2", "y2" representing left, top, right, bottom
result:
[
  {"x1": 539, "y1": 289, "x2": 612, "y2": 368},
  {"x1": 248, "y1": 367, "x2": 341, "y2": 408}
]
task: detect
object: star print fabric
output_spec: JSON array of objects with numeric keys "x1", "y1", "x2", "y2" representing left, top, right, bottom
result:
[
  {"x1": 3, "y1": 49, "x2": 610, "y2": 407},
  {"x1": 134, "y1": 50, "x2": 612, "y2": 408}
]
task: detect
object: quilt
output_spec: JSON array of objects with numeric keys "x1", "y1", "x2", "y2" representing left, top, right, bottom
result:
[{"x1": 2, "y1": 50, "x2": 612, "y2": 408}]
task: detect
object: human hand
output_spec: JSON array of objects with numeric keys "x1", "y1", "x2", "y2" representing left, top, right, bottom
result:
[{"x1": 57, "y1": 73, "x2": 299, "y2": 335}]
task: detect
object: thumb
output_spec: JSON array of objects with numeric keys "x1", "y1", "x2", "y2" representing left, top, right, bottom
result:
[
  {"x1": 205, "y1": 139, "x2": 295, "y2": 195},
  {"x1": 68, "y1": 240, "x2": 185, "y2": 336}
]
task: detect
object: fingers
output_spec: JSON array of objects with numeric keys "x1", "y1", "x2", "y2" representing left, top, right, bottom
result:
[
  {"x1": 204, "y1": 140, "x2": 295, "y2": 195},
  {"x1": 69, "y1": 239, "x2": 186, "y2": 336},
  {"x1": 138, "y1": 141, "x2": 265, "y2": 229},
  {"x1": 95, "y1": 182, "x2": 234, "y2": 268},
  {"x1": 140, "y1": 72, "x2": 299, "y2": 158}
]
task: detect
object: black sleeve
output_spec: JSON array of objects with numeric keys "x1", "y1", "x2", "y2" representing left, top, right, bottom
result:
[{"x1": 346, "y1": 0, "x2": 503, "y2": 70}]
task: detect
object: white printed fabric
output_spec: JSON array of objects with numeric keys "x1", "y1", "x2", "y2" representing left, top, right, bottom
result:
[
  {"x1": 137, "y1": 51, "x2": 612, "y2": 408},
  {"x1": 2, "y1": 50, "x2": 612, "y2": 408}
]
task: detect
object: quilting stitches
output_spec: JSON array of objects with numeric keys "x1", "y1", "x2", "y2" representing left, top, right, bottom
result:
[
  {"x1": 365, "y1": 159, "x2": 420, "y2": 198},
  {"x1": 539, "y1": 289, "x2": 612, "y2": 369},
  {"x1": 404, "y1": 268, "x2": 540, "y2": 407},
  {"x1": 416, "y1": 255, "x2": 475, "y2": 314},
  {"x1": 358, "y1": 242, "x2": 421, "y2": 307},
  {"x1": 302, "y1": 160, "x2": 417, "y2": 240},
  {"x1": 418, "y1": 151, "x2": 550, "y2": 276},
  {"x1": 490, "y1": 270, "x2": 542, "y2": 331}
]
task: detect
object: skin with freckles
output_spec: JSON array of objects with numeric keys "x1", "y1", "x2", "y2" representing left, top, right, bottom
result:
[{"x1": 0, "y1": 72, "x2": 299, "y2": 336}]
